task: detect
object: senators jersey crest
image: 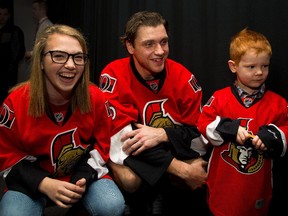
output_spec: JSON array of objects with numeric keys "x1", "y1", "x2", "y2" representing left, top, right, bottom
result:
[
  {"x1": 99, "y1": 73, "x2": 117, "y2": 93},
  {"x1": 189, "y1": 74, "x2": 202, "y2": 93},
  {"x1": 221, "y1": 118, "x2": 264, "y2": 174},
  {"x1": 0, "y1": 103, "x2": 16, "y2": 129},
  {"x1": 51, "y1": 128, "x2": 85, "y2": 177},
  {"x1": 143, "y1": 99, "x2": 179, "y2": 128}
]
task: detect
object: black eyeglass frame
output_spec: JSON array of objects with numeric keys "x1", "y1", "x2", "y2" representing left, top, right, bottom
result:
[{"x1": 42, "y1": 50, "x2": 89, "y2": 66}]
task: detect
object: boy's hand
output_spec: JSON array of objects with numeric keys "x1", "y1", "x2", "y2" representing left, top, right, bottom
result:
[
  {"x1": 236, "y1": 126, "x2": 250, "y2": 144},
  {"x1": 251, "y1": 135, "x2": 268, "y2": 151}
]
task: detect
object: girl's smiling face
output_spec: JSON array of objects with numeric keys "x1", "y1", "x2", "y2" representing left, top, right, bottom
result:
[{"x1": 41, "y1": 33, "x2": 85, "y2": 102}]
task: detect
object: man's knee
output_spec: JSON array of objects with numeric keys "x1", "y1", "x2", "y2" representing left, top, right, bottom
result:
[
  {"x1": 121, "y1": 171, "x2": 142, "y2": 193},
  {"x1": 108, "y1": 161, "x2": 142, "y2": 193}
]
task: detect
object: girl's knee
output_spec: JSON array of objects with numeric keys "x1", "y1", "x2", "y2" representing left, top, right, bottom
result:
[{"x1": 84, "y1": 179, "x2": 125, "y2": 216}]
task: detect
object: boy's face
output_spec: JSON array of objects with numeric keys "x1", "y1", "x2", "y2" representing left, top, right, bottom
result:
[{"x1": 228, "y1": 48, "x2": 270, "y2": 94}]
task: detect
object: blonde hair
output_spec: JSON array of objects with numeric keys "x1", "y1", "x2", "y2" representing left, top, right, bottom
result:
[
  {"x1": 229, "y1": 28, "x2": 272, "y2": 65},
  {"x1": 12, "y1": 24, "x2": 91, "y2": 117}
]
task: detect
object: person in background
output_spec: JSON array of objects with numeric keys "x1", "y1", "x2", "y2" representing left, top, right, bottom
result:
[
  {"x1": 0, "y1": 24, "x2": 125, "y2": 216},
  {"x1": 197, "y1": 28, "x2": 288, "y2": 216},
  {"x1": 25, "y1": 0, "x2": 53, "y2": 60},
  {"x1": 99, "y1": 11, "x2": 209, "y2": 215},
  {"x1": 0, "y1": 3, "x2": 25, "y2": 104}
]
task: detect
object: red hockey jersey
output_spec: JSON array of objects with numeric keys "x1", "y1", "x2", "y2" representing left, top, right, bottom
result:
[
  {"x1": 99, "y1": 57, "x2": 205, "y2": 164},
  {"x1": 0, "y1": 83, "x2": 111, "y2": 181},
  {"x1": 198, "y1": 86, "x2": 288, "y2": 216}
]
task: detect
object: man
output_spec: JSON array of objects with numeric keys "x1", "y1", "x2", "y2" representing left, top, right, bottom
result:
[
  {"x1": 25, "y1": 0, "x2": 53, "y2": 60},
  {"x1": 0, "y1": 4, "x2": 25, "y2": 104},
  {"x1": 99, "y1": 11, "x2": 209, "y2": 215}
]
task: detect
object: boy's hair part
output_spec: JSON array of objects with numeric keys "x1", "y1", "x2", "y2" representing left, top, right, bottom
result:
[{"x1": 229, "y1": 27, "x2": 272, "y2": 65}]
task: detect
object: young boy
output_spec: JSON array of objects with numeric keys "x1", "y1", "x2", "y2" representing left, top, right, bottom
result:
[{"x1": 197, "y1": 28, "x2": 288, "y2": 216}]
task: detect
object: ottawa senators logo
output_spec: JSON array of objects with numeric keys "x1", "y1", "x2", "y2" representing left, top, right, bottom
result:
[
  {"x1": 189, "y1": 75, "x2": 202, "y2": 93},
  {"x1": 51, "y1": 128, "x2": 86, "y2": 177},
  {"x1": 221, "y1": 142, "x2": 264, "y2": 173},
  {"x1": 221, "y1": 118, "x2": 264, "y2": 174},
  {"x1": 99, "y1": 73, "x2": 117, "y2": 93},
  {"x1": 203, "y1": 96, "x2": 215, "y2": 107},
  {"x1": 143, "y1": 99, "x2": 180, "y2": 128},
  {"x1": 0, "y1": 103, "x2": 15, "y2": 129}
]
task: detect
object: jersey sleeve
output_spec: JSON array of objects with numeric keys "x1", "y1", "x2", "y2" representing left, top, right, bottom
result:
[
  {"x1": 197, "y1": 93, "x2": 228, "y2": 146},
  {"x1": 165, "y1": 61, "x2": 208, "y2": 156},
  {"x1": 99, "y1": 60, "x2": 139, "y2": 135},
  {"x1": 5, "y1": 159, "x2": 50, "y2": 198},
  {"x1": 165, "y1": 126, "x2": 208, "y2": 158},
  {"x1": 99, "y1": 60, "x2": 140, "y2": 165},
  {"x1": 275, "y1": 99, "x2": 288, "y2": 156},
  {"x1": 0, "y1": 99, "x2": 29, "y2": 174},
  {"x1": 86, "y1": 86, "x2": 111, "y2": 179},
  {"x1": 257, "y1": 98, "x2": 288, "y2": 157}
]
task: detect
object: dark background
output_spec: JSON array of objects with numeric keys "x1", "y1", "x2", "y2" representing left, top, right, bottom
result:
[
  {"x1": 48, "y1": 0, "x2": 288, "y2": 104},
  {"x1": 5, "y1": 0, "x2": 288, "y2": 214},
  {"x1": 50, "y1": 1, "x2": 288, "y2": 214}
]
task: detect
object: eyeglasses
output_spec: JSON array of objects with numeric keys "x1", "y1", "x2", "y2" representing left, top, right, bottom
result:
[{"x1": 43, "y1": 50, "x2": 89, "y2": 66}]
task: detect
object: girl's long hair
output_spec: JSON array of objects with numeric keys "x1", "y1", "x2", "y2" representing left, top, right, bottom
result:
[{"x1": 15, "y1": 24, "x2": 91, "y2": 117}]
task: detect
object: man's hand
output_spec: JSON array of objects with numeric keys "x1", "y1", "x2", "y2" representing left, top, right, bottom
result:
[
  {"x1": 167, "y1": 157, "x2": 208, "y2": 190},
  {"x1": 121, "y1": 123, "x2": 168, "y2": 155}
]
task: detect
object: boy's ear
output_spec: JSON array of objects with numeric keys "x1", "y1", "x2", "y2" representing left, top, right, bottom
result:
[{"x1": 228, "y1": 60, "x2": 237, "y2": 73}]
